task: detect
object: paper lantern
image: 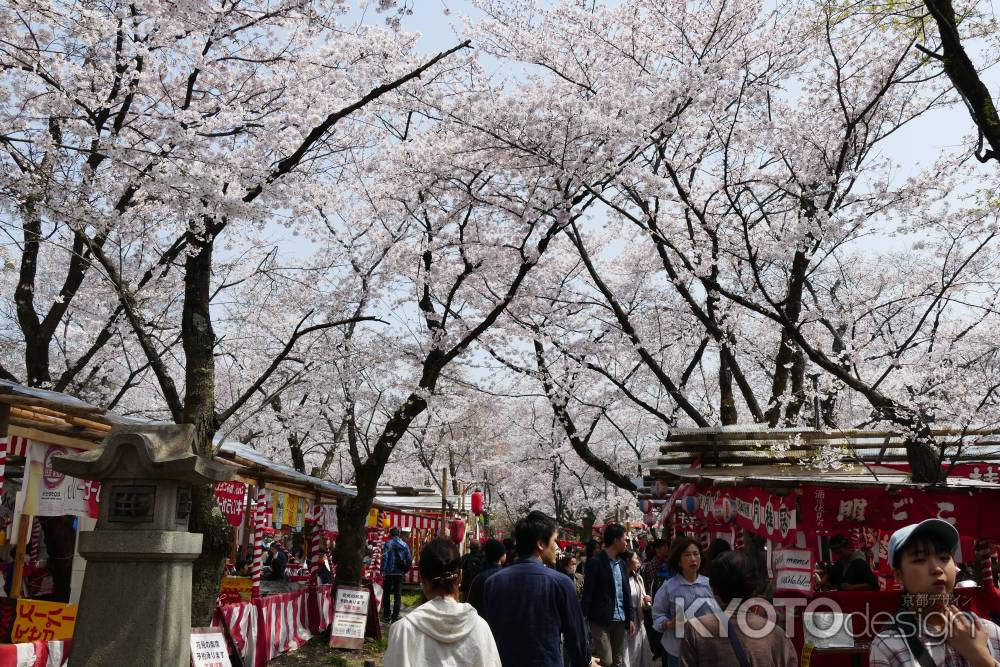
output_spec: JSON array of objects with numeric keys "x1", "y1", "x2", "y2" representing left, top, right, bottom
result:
[
  {"x1": 449, "y1": 519, "x2": 466, "y2": 544},
  {"x1": 722, "y1": 498, "x2": 737, "y2": 524},
  {"x1": 471, "y1": 491, "x2": 484, "y2": 516},
  {"x1": 680, "y1": 495, "x2": 698, "y2": 515},
  {"x1": 381, "y1": 515, "x2": 392, "y2": 529},
  {"x1": 638, "y1": 499, "x2": 652, "y2": 514}
]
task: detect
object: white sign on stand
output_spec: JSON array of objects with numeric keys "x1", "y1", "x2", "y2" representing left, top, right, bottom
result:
[
  {"x1": 775, "y1": 569, "x2": 813, "y2": 594},
  {"x1": 336, "y1": 587, "x2": 370, "y2": 615},
  {"x1": 190, "y1": 628, "x2": 232, "y2": 667},
  {"x1": 329, "y1": 585, "x2": 372, "y2": 650}
]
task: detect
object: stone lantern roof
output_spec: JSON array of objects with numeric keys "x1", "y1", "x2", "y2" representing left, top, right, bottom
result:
[{"x1": 52, "y1": 423, "x2": 235, "y2": 484}]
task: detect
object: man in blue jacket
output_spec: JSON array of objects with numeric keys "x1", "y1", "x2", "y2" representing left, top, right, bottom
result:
[
  {"x1": 380, "y1": 527, "x2": 412, "y2": 623},
  {"x1": 483, "y1": 511, "x2": 598, "y2": 667},
  {"x1": 582, "y1": 523, "x2": 633, "y2": 667}
]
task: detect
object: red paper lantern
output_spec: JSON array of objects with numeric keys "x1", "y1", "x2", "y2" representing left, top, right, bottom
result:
[
  {"x1": 471, "y1": 491, "x2": 484, "y2": 516},
  {"x1": 449, "y1": 519, "x2": 466, "y2": 544}
]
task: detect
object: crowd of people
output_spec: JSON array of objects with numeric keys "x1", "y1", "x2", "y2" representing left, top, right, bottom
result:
[
  {"x1": 380, "y1": 512, "x2": 1000, "y2": 667},
  {"x1": 382, "y1": 510, "x2": 783, "y2": 667}
]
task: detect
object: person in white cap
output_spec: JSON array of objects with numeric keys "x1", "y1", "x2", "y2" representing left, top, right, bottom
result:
[{"x1": 869, "y1": 519, "x2": 1000, "y2": 667}]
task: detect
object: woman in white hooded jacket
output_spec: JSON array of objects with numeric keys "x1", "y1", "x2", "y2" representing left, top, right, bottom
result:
[{"x1": 383, "y1": 537, "x2": 501, "y2": 667}]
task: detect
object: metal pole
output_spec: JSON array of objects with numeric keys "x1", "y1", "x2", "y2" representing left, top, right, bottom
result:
[{"x1": 441, "y1": 467, "x2": 448, "y2": 537}]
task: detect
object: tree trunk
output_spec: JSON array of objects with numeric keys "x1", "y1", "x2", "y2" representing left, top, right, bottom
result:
[
  {"x1": 719, "y1": 351, "x2": 738, "y2": 425},
  {"x1": 334, "y1": 481, "x2": 379, "y2": 584},
  {"x1": 924, "y1": 0, "x2": 1000, "y2": 164},
  {"x1": 181, "y1": 229, "x2": 229, "y2": 623},
  {"x1": 189, "y1": 483, "x2": 232, "y2": 626},
  {"x1": 781, "y1": 348, "x2": 807, "y2": 425}
]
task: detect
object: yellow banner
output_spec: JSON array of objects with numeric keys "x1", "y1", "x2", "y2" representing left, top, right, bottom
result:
[
  {"x1": 12, "y1": 599, "x2": 77, "y2": 643},
  {"x1": 281, "y1": 493, "x2": 296, "y2": 527},
  {"x1": 220, "y1": 576, "x2": 253, "y2": 602}
]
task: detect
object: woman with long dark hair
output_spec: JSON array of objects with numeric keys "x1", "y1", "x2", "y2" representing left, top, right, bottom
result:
[{"x1": 383, "y1": 538, "x2": 501, "y2": 667}]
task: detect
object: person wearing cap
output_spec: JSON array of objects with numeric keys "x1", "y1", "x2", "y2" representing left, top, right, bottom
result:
[
  {"x1": 869, "y1": 519, "x2": 1000, "y2": 667},
  {"x1": 817, "y1": 534, "x2": 878, "y2": 592}
]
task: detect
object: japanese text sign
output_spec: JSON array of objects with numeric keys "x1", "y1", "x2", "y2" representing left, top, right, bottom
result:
[
  {"x1": 190, "y1": 628, "x2": 232, "y2": 667},
  {"x1": 329, "y1": 585, "x2": 371, "y2": 650},
  {"x1": 11, "y1": 599, "x2": 77, "y2": 643}
]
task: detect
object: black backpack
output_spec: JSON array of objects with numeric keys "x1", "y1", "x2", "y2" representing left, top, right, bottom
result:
[{"x1": 461, "y1": 553, "x2": 484, "y2": 592}]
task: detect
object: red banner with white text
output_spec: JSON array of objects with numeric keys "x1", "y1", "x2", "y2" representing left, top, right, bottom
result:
[
  {"x1": 798, "y1": 485, "x2": 1000, "y2": 539},
  {"x1": 694, "y1": 487, "x2": 798, "y2": 544}
]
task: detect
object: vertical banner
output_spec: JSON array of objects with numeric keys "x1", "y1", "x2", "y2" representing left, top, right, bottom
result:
[
  {"x1": 272, "y1": 492, "x2": 286, "y2": 529},
  {"x1": 214, "y1": 482, "x2": 247, "y2": 528}
]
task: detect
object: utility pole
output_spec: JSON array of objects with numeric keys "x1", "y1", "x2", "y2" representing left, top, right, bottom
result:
[{"x1": 440, "y1": 466, "x2": 448, "y2": 537}]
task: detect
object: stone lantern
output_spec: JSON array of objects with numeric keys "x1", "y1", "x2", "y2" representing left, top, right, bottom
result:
[{"x1": 53, "y1": 423, "x2": 234, "y2": 667}]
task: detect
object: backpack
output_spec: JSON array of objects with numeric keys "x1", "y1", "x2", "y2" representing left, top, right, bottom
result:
[
  {"x1": 460, "y1": 553, "x2": 484, "y2": 593},
  {"x1": 384, "y1": 538, "x2": 412, "y2": 574}
]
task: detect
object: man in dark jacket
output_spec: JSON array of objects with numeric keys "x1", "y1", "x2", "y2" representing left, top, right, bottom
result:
[
  {"x1": 380, "y1": 527, "x2": 412, "y2": 623},
  {"x1": 582, "y1": 523, "x2": 633, "y2": 667},
  {"x1": 264, "y1": 541, "x2": 288, "y2": 581},
  {"x1": 467, "y1": 538, "x2": 505, "y2": 614},
  {"x1": 484, "y1": 511, "x2": 598, "y2": 667}
]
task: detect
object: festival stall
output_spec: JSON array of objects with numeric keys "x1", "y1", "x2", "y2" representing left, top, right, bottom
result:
[
  {"x1": 0, "y1": 380, "x2": 406, "y2": 666},
  {"x1": 644, "y1": 426, "x2": 1000, "y2": 667},
  {"x1": 0, "y1": 381, "x2": 126, "y2": 665},
  {"x1": 361, "y1": 486, "x2": 482, "y2": 587}
]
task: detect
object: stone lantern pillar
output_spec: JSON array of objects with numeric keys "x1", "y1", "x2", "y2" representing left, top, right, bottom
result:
[{"x1": 53, "y1": 424, "x2": 234, "y2": 667}]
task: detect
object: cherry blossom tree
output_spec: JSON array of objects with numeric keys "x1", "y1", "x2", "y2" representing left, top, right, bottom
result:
[
  {"x1": 470, "y1": 0, "x2": 1000, "y2": 483},
  {"x1": 0, "y1": 0, "x2": 472, "y2": 619}
]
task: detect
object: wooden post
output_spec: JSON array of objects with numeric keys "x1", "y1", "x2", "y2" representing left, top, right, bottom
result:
[{"x1": 11, "y1": 513, "x2": 30, "y2": 599}]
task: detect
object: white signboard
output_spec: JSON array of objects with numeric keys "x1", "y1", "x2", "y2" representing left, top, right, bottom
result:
[
  {"x1": 31, "y1": 443, "x2": 94, "y2": 518},
  {"x1": 331, "y1": 614, "x2": 367, "y2": 639},
  {"x1": 329, "y1": 584, "x2": 371, "y2": 649},
  {"x1": 335, "y1": 587, "x2": 370, "y2": 616},
  {"x1": 775, "y1": 569, "x2": 813, "y2": 594},
  {"x1": 774, "y1": 549, "x2": 812, "y2": 572},
  {"x1": 190, "y1": 629, "x2": 232, "y2": 667}
]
